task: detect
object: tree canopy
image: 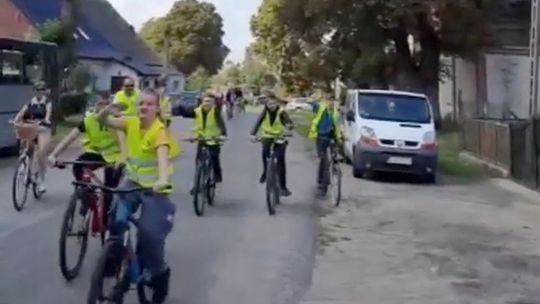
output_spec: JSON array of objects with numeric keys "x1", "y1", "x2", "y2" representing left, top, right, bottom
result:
[
  {"x1": 140, "y1": 0, "x2": 229, "y2": 75},
  {"x1": 252, "y1": 0, "x2": 498, "y2": 116}
]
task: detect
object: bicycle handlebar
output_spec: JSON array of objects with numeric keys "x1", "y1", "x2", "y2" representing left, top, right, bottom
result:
[
  {"x1": 252, "y1": 133, "x2": 293, "y2": 142},
  {"x1": 180, "y1": 137, "x2": 227, "y2": 144},
  {"x1": 72, "y1": 181, "x2": 161, "y2": 194},
  {"x1": 55, "y1": 160, "x2": 108, "y2": 169}
]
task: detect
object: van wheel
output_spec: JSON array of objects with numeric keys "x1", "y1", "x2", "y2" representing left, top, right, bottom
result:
[
  {"x1": 352, "y1": 149, "x2": 364, "y2": 178},
  {"x1": 424, "y1": 173, "x2": 436, "y2": 184}
]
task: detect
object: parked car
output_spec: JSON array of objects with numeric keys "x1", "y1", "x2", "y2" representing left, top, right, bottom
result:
[
  {"x1": 286, "y1": 97, "x2": 312, "y2": 111},
  {"x1": 342, "y1": 89, "x2": 437, "y2": 183},
  {"x1": 173, "y1": 91, "x2": 200, "y2": 115}
]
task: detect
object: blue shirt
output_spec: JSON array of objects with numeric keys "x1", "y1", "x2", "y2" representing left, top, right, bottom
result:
[{"x1": 310, "y1": 101, "x2": 334, "y2": 137}]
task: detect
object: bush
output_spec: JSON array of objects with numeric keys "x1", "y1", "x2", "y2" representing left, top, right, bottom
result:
[{"x1": 58, "y1": 93, "x2": 88, "y2": 118}]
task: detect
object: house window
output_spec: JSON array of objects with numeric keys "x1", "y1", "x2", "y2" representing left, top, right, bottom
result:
[
  {"x1": 77, "y1": 27, "x2": 90, "y2": 40},
  {"x1": 172, "y1": 80, "x2": 179, "y2": 91},
  {"x1": 0, "y1": 50, "x2": 23, "y2": 84}
]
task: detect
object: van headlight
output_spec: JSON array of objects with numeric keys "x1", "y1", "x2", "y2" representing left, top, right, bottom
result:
[
  {"x1": 360, "y1": 126, "x2": 376, "y2": 138},
  {"x1": 421, "y1": 131, "x2": 437, "y2": 150},
  {"x1": 359, "y1": 126, "x2": 378, "y2": 146}
]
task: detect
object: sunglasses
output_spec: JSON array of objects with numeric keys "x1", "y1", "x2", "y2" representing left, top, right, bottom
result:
[{"x1": 124, "y1": 84, "x2": 134, "y2": 88}]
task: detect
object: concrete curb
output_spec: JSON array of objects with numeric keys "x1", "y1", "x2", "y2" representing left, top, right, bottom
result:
[{"x1": 459, "y1": 151, "x2": 509, "y2": 177}]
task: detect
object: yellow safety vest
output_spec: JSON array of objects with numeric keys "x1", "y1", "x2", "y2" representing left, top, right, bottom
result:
[
  {"x1": 82, "y1": 113, "x2": 121, "y2": 164},
  {"x1": 125, "y1": 117, "x2": 180, "y2": 193},
  {"x1": 194, "y1": 107, "x2": 221, "y2": 144},
  {"x1": 160, "y1": 96, "x2": 172, "y2": 122},
  {"x1": 261, "y1": 109, "x2": 285, "y2": 138},
  {"x1": 115, "y1": 89, "x2": 140, "y2": 116},
  {"x1": 308, "y1": 103, "x2": 343, "y2": 140}
]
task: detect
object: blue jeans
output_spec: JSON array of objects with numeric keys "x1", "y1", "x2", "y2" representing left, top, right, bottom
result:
[{"x1": 113, "y1": 180, "x2": 176, "y2": 277}]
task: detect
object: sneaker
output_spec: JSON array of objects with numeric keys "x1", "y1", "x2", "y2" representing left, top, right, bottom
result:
[
  {"x1": 149, "y1": 267, "x2": 170, "y2": 304},
  {"x1": 37, "y1": 182, "x2": 47, "y2": 194},
  {"x1": 280, "y1": 187, "x2": 292, "y2": 197},
  {"x1": 259, "y1": 173, "x2": 266, "y2": 184},
  {"x1": 215, "y1": 175, "x2": 223, "y2": 183}
]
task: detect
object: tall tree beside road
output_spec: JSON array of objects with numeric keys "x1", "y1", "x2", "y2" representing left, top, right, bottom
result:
[
  {"x1": 252, "y1": 0, "x2": 495, "y2": 118},
  {"x1": 186, "y1": 66, "x2": 212, "y2": 91},
  {"x1": 140, "y1": 0, "x2": 229, "y2": 75}
]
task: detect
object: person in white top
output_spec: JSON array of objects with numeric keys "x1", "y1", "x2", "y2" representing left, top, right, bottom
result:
[{"x1": 13, "y1": 81, "x2": 53, "y2": 193}]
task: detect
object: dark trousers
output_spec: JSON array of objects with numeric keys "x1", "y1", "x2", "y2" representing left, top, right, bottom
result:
[
  {"x1": 316, "y1": 137, "x2": 332, "y2": 186},
  {"x1": 261, "y1": 138, "x2": 287, "y2": 188},
  {"x1": 73, "y1": 152, "x2": 123, "y2": 225},
  {"x1": 196, "y1": 143, "x2": 222, "y2": 181}
]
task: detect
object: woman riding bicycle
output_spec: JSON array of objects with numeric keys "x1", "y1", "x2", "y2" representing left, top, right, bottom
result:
[
  {"x1": 97, "y1": 89, "x2": 180, "y2": 304},
  {"x1": 250, "y1": 91, "x2": 294, "y2": 196},
  {"x1": 48, "y1": 91, "x2": 127, "y2": 224},
  {"x1": 13, "y1": 81, "x2": 52, "y2": 193},
  {"x1": 176, "y1": 92, "x2": 227, "y2": 188}
]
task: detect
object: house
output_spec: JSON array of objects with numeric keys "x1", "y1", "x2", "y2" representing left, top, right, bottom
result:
[
  {"x1": 439, "y1": 0, "x2": 531, "y2": 121},
  {"x1": 0, "y1": 0, "x2": 184, "y2": 93}
]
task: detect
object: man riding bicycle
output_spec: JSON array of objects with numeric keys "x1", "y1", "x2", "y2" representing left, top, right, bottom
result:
[
  {"x1": 156, "y1": 75, "x2": 172, "y2": 128},
  {"x1": 13, "y1": 81, "x2": 53, "y2": 193},
  {"x1": 97, "y1": 89, "x2": 180, "y2": 304},
  {"x1": 113, "y1": 77, "x2": 140, "y2": 116},
  {"x1": 48, "y1": 91, "x2": 127, "y2": 224},
  {"x1": 308, "y1": 98, "x2": 344, "y2": 192},
  {"x1": 250, "y1": 91, "x2": 294, "y2": 196},
  {"x1": 176, "y1": 93, "x2": 227, "y2": 188}
]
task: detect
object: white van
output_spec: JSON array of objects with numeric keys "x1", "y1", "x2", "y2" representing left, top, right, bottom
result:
[{"x1": 342, "y1": 89, "x2": 437, "y2": 182}]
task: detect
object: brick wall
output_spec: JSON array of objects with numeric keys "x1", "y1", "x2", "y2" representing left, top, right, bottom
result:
[{"x1": 0, "y1": 0, "x2": 33, "y2": 39}]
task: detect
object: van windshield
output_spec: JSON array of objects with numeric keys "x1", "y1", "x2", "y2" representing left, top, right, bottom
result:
[{"x1": 358, "y1": 93, "x2": 431, "y2": 123}]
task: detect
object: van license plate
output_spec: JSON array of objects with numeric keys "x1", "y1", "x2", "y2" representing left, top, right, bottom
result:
[{"x1": 387, "y1": 156, "x2": 412, "y2": 165}]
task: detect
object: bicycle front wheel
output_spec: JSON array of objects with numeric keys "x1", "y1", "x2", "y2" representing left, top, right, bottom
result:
[
  {"x1": 12, "y1": 156, "x2": 30, "y2": 211},
  {"x1": 87, "y1": 240, "x2": 127, "y2": 304},
  {"x1": 59, "y1": 191, "x2": 90, "y2": 281},
  {"x1": 330, "y1": 163, "x2": 342, "y2": 207},
  {"x1": 265, "y1": 160, "x2": 279, "y2": 215},
  {"x1": 192, "y1": 165, "x2": 207, "y2": 217},
  {"x1": 206, "y1": 164, "x2": 216, "y2": 206}
]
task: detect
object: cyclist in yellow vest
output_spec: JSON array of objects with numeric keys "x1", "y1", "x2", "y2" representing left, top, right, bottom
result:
[
  {"x1": 176, "y1": 93, "x2": 227, "y2": 189},
  {"x1": 97, "y1": 89, "x2": 180, "y2": 304},
  {"x1": 156, "y1": 75, "x2": 172, "y2": 128},
  {"x1": 113, "y1": 77, "x2": 140, "y2": 116},
  {"x1": 308, "y1": 97, "x2": 344, "y2": 191},
  {"x1": 48, "y1": 92, "x2": 127, "y2": 222},
  {"x1": 250, "y1": 91, "x2": 294, "y2": 196}
]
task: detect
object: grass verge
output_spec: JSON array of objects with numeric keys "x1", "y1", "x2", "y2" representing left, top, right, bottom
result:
[{"x1": 437, "y1": 132, "x2": 483, "y2": 177}]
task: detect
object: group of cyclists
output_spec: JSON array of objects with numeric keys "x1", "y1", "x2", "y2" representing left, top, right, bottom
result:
[{"x1": 12, "y1": 76, "x2": 343, "y2": 303}]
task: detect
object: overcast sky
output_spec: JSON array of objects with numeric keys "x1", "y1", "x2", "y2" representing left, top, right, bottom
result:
[{"x1": 108, "y1": 0, "x2": 262, "y2": 62}]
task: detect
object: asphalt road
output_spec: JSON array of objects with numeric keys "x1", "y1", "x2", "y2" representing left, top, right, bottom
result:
[{"x1": 0, "y1": 114, "x2": 318, "y2": 304}]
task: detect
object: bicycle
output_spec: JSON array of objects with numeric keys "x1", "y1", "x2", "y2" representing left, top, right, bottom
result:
[
  {"x1": 10, "y1": 120, "x2": 43, "y2": 211},
  {"x1": 55, "y1": 160, "x2": 118, "y2": 281},
  {"x1": 320, "y1": 140, "x2": 343, "y2": 207},
  {"x1": 253, "y1": 133, "x2": 292, "y2": 215},
  {"x1": 183, "y1": 137, "x2": 225, "y2": 217},
  {"x1": 86, "y1": 182, "x2": 171, "y2": 304}
]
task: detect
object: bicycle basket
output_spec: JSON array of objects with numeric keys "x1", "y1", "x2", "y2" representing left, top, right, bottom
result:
[{"x1": 15, "y1": 123, "x2": 39, "y2": 141}]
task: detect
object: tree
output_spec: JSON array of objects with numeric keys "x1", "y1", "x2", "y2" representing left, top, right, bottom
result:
[
  {"x1": 252, "y1": 0, "x2": 497, "y2": 118},
  {"x1": 186, "y1": 66, "x2": 212, "y2": 91},
  {"x1": 140, "y1": 0, "x2": 229, "y2": 75}
]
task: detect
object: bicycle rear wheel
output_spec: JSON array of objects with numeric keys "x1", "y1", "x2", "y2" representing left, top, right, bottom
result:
[
  {"x1": 59, "y1": 191, "x2": 90, "y2": 281},
  {"x1": 192, "y1": 164, "x2": 207, "y2": 217},
  {"x1": 87, "y1": 240, "x2": 127, "y2": 304},
  {"x1": 32, "y1": 167, "x2": 43, "y2": 199},
  {"x1": 330, "y1": 163, "x2": 342, "y2": 207},
  {"x1": 12, "y1": 156, "x2": 30, "y2": 211},
  {"x1": 265, "y1": 160, "x2": 279, "y2": 215}
]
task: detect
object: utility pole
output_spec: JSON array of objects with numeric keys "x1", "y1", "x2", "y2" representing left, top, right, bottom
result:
[
  {"x1": 164, "y1": 26, "x2": 171, "y2": 72},
  {"x1": 529, "y1": 0, "x2": 540, "y2": 117}
]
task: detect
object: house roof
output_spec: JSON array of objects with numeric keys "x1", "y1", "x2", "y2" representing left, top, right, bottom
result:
[{"x1": 11, "y1": 0, "x2": 163, "y2": 76}]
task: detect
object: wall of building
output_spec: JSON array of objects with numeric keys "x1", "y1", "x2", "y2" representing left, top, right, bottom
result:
[
  {"x1": 0, "y1": 0, "x2": 33, "y2": 39},
  {"x1": 485, "y1": 53, "x2": 530, "y2": 118},
  {"x1": 439, "y1": 57, "x2": 478, "y2": 119},
  {"x1": 80, "y1": 59, "x2": 139, "y2": 92}
]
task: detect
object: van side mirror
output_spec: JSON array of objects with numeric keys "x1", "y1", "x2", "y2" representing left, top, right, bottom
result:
[{"x1": 346, "y1": 110, "x2": 355, "y2": 122}]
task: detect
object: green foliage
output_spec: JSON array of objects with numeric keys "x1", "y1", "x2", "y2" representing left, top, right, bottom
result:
[
  {"x1": 38, "y1": 19, "x2": 70, "y2": 45},
  {"x1": 65, "y1": 64, "x2": 95, "y2": 93},
  {"x1": 186, "y1": 66, "x2": 212, "y2": 91},
  {"x1": 58, "y1": 93, "x2": 88, "y2": 118},
  {"x1": 252, "y1": 0, "x2": 497, "y2": 112},
  {"x1": 139, "y1": 0, "x2": 229, "y2": 75}
]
